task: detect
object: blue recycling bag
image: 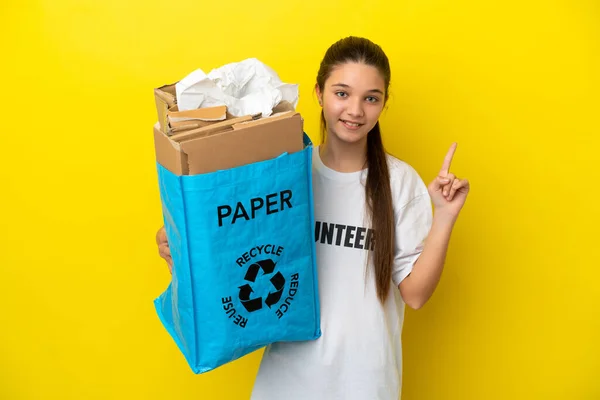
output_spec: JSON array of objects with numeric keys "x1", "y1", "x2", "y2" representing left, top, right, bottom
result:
[{"x1": 154, "y1": 139, "x2": 321, "y2": 374}]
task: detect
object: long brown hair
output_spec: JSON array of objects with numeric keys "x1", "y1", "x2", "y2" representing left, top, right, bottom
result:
[{"x1": 316, "y1": 36, "x2": 394, "y2": 304}]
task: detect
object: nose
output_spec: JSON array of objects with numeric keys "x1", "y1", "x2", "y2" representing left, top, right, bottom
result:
[{"x1": 346, "y1": 97, "x2": 364, "y2": 118}]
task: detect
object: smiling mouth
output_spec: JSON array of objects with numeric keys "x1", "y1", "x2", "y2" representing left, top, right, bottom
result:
[{"x1": 340, "y1": 119, "x2": 363, "y2": 128}]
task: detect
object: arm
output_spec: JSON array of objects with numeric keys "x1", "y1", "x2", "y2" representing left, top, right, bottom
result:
[
  {"x1": 399, "y1": 213, "x2": 455, "y2": 310},
  {"x1": 399, "y1": 143, "x2": 469, "y2": 310}
]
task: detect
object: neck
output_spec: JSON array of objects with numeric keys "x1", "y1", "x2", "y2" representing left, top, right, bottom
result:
[{"x1": 320, "y1": 134, "x2": 368, "y2": 173}]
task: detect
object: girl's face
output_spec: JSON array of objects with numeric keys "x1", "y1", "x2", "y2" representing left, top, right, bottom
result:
[{"x1": 316, "y1": 62, "x2": 386, "y2": 145}]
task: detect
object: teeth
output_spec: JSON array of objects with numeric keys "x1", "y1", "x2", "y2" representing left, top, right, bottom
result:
[{"x1": 343, "y1": 121, "x2": 360, "y2": 127}]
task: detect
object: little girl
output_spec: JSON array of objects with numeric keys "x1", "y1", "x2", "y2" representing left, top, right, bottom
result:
[{"x1": 156, "y1": 36, "x2": 469, "y2": 400}]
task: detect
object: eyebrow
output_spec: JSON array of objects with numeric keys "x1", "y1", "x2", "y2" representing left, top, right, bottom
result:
[{"x1": 331, "y1": 83, "x2": 384, "y2": 95}]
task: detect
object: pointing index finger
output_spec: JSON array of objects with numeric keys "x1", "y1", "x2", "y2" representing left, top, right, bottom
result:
[{"x1": 439, "y1": 143, "x2": 457, "y2": 176}]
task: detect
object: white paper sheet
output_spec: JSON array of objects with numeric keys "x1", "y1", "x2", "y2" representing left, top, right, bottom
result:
[{"x1": 175, "y1": 58, "x2": 299, "y2": 117}]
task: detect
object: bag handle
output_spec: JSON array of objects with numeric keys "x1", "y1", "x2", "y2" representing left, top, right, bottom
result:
[{"x1": 303, "y1": 132, "x2": 313, "y2": 148}]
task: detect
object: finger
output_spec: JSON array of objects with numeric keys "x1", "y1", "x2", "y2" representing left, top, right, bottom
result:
[
  {"x1": 442, "y1": 173, "x2": 455, "y2": 196},
  {"x1": 447, "y1": 178, "x2": 461, "y2": 201},
  {"x1": 431, "y1": 176, "x2": 451, "y2": 190},
  {"x1": 439, "y1": 143, "x2": 457, "y2": 176},
  {"x1": 156, "y1": 226, "x2": 166, "y2": 245},
  {"x1": 159, "y1": 245, "x2": 171, "y2": 260},
  {"x1": 448, "y1": 179, "x2": 468, "y2": 201}
]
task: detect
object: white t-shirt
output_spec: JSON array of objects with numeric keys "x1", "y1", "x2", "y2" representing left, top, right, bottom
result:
[{"x1": 250, "y1": 146, "x2": 433, "y2": 400}]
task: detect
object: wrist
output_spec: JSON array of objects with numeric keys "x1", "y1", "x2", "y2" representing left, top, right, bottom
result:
[{"x1": 432, "y1": 210, "x2": 458, "y2": 228}]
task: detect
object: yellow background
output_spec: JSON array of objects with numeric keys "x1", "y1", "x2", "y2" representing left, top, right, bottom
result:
[{"x1": 1, "y1": 0, "x2": 598, "y2": 399}]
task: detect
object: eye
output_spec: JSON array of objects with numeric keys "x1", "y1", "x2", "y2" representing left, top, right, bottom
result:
[
  {"x1": 335, "y1": 91, "x2": 348, "y2": 98},
  {"x1": 366, "y1": 96, "x2": 379, "y2": 103}
]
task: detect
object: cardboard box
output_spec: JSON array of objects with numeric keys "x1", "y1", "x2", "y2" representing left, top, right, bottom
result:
[
  {"x1": 153, "y1": 84, "x2": 305, "y2": 175},
  {"x1": 153, "y1": 83, "x2": 177, "y2": 133}
]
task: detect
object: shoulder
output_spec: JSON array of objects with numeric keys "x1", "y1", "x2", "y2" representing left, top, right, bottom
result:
[
  {"x1": 385, "y1": 153, "x2": 430, "y2": 209},
  {"x1": 385, "y1": 153, "x2": 426, "y2": 190}
]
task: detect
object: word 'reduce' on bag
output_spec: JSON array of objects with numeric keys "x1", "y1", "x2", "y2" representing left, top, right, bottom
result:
[{"x1": 152, "y1": 98, "x2": 321, "y2": 374}]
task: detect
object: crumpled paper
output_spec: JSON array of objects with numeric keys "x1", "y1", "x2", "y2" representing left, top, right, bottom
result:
[{"x1": 175, "y1": 58, "x2": 299, "y2": 117}]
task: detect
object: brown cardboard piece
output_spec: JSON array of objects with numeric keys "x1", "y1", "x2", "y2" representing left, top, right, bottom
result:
[
  {"x1": 153, "y1": 81, "x2": 304, "y2": 176},
  {"x1": 154, "y1": 84, "x2": 230, "y2": 135},
  {"x1": 154, "y1": 83, "x2": 177, "y2": 133},
  {"x1": 167, "y1": 105, "x2": 227, "y2": 133},
  {"x1": 153, "y1": 110, "x2": 304, "y2": 178},
  {"x1": 153, "y1": 112, "x2": 303, "y2": 175}
]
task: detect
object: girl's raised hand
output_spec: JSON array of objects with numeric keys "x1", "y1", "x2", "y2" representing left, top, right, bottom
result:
[{"x1": 427, "y1": 143, "x2": 470, "y2": 219}]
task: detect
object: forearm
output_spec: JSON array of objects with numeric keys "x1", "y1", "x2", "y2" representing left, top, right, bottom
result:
[{"x1": 399, "y1": 212, "x2": 456, "y2": 309}]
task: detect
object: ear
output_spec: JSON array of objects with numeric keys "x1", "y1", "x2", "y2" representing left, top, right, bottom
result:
[{"x1": 315, "y1": 83, "x2": 323, "y2": 106}]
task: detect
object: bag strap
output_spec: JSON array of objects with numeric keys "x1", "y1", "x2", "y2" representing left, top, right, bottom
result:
[{"x1": 303, "y1": 132, "x2": 313, "y2": 147}]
